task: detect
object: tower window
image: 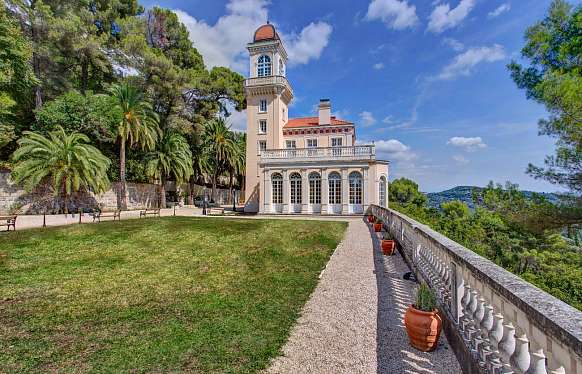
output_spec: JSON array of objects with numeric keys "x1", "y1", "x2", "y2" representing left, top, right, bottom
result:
[
  {"x1": 279, "y1": 59, "x2": 285, "y2": 76},
  {"x1": 258, "y1": 140, "x2": 267, "y2": 154},
  {"x1": 259, "y1": 99, "x2": 267, "y2": 113},
  {"x1": 257, "y1": 55, "x2": 272, "y2": 77},
  {"x1": 259, "y1": 120, "x2": 267, "y2": 134}
]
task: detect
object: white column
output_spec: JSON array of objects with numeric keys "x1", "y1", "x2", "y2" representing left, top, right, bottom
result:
[
  {"x1": 260, "y1": 169, "x2": 266, "y2": 214},
  {"x1": 301, "y1": 169, "x2": 309, "y2": 213},
  {"x1": 321, "y1": 169, "x2": 328, "y2": 215},
  {"x1": 282, "y1": 169, "x2": 290, "y2": 214},
  {"x1": 341, "y1": 168, "x2": 349, "y2": 215},
  {"x1": 362, "y1": 168, "x2": 369, "y2": 212},
  {"x1": 262, "y1": 170, "x2": 271, "y2": 213}
]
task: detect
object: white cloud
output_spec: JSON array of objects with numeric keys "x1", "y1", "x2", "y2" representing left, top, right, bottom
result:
[
  {"x1": 447, "y1": 136, "x2": 487, "y2": 151},
  {"x1": 226, "y1": 109, "x2": 247, "y2": 132},
  {"x1": 442, "y1": 37, "x2": 464, "y2": 52},
  {"x1": 175, "y1": 0, "x2": 332, "y2": 72},
  {"x1": 359, "y1": 111, "x2": 377, "y2": 127},
  {"x1": 435, "y1": 44, "x2": 506, "y2": 80},
  {"x1": 365, "y1": 0, "x2": 419, "y2": 30},
  {"x1": 374, "y1": 139, "x2": 418, "y2": 161},
  {"x1": 283, "y1": 22, "x2": 333, "y2": 67},
  {"x1": 452, "y1": 154, "x2": 470, "y2": 164},
  {"x1": 382, "y1": 115, "x2": 394, "y2": 124},
  {"x1": 373, "y1": 62, "x2": 385, "y2": 70},
  {"x1": 428, "y1": 0, "x2": 476, "y2": 34},
  {"x1": 488, "y1": 3, "x2": 511, "y2": 18}
]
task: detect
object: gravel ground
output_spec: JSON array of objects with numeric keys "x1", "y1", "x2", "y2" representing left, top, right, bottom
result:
[{"x1": 266, "y1": 218, "x2": 462, "y2": 374}]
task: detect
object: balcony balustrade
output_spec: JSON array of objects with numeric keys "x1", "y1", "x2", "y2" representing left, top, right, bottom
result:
[
  {"x1": 260, "y1": 145, "x2": 376, "y2": 164},
  {"x1": 368, "y1": 205, "x2": 582, "y2": 374},
  {"x1": 243, "y1": 75, "x2": 294, "y2": 97}
]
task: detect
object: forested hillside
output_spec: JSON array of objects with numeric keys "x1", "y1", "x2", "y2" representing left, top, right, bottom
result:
[
  {"x1": 389, "y1": 178, "x2": 582, "y2": 311},
  {"x1": 426, "y1": 186, "x2": 561, "y2": 210}
]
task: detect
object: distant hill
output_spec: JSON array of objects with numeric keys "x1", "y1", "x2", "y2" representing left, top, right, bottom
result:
[{"x1": 425, "y1": 186, "x2": 561, "y2": 210}]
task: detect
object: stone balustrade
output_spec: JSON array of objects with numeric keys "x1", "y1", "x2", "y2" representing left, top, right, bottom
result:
[
  {"x1": 260, "y1": 145, "x2": 376, "y2": 163},
  {"x1": 368, "y1": 205, "x2": 582, "y2": 374}
]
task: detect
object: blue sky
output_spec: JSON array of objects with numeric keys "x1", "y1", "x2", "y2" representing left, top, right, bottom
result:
[{"x1": 142, "y1": 0, "x2": 580, "y2": 192}]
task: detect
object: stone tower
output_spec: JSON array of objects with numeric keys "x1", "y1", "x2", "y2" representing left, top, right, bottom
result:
[{"x1": 243, "y1": 23, "x2": 294, "y2": 212}]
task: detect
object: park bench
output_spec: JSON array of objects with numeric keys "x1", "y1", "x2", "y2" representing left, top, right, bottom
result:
[
  {"x1": 140, "y1": 209, "x2": 161, "y2": 218},
  {"x1": 208, "y1": 207, "x2": 225, "y2": 215},
  {"x1": 92, "y1": 210, "x2": 121, "y2": 222},
  {"x1": 0, "y1": 215, "x2": 17, "y2": 231}
]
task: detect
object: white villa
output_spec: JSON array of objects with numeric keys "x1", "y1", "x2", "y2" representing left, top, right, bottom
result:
[{"x1": 244, "y1": 23, "x2": 389, "y2": 215}]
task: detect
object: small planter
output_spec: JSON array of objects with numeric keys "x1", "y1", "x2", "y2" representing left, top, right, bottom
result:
[
  {"x1": 374, "y1": 223, "x2": 382, "y2": 232},
  {"x1": 367, "y1": 215, "x2": 375, "y2": 223},
  {"x1": 381, "y1": 240, "x2": 395, "y2": 255},
  {"x1": 404, "y1": 284, "x2": 442, "y2": 352}
]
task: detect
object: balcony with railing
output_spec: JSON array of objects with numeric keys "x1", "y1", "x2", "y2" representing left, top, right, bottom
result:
[
  {"x1": 260, "y1": 145, "x2": 376, "y2": 164},
  {"x1": 367, "y1": 205, "x2": 582, "y2": 374},
  {"x1": 243, "y1": 75, "x2": 294, "y2": 97}
]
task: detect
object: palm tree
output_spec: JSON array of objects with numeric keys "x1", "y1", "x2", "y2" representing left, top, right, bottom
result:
[
  {"x1": 227, "y1": 132, "x2": 246, "y2": 205},
  {"x1": 145, "y1": 131, "x2": 193, "y2": 209},
  {"x1": 109, "y1": 83, "x2": 159, "y2": 209},
  {"x1": 11, "y1": 126, "x2": 110, "y2": 214},
  {"x1": 202, "y1": 118, "x2": 235, "y2": 202}
]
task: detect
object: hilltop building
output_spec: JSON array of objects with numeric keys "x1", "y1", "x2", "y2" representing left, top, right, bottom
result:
[{"x1": 244, "y1": 23, "x2": 389, "y2": 214}]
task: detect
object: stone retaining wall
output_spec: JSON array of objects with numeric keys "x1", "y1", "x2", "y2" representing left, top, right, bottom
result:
[{"x1": 0, "y1": 172, "x2": 237, "y2": 214}]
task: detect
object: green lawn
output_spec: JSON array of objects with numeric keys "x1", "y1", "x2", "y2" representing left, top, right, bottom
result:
[{"x1": 0, "y1": 217, "x2": 347, "y2": 373}]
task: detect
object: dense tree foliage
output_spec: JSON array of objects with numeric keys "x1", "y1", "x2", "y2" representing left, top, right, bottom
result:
[
  {"x1": 11, "y1": 127, "x2": 111, "y2": 214},
  {"x1": 389, "y1": 178, "x2": 582, "y2": 310},
  {"x1": 508, "y1": 0, "x2": 581, "y2": 194},
  {"x1": 1, "y1": 1, "x2": 247, "y2": 210}
]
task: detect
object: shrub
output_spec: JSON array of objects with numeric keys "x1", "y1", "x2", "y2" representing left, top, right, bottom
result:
[{"x1": 415, "y1": 283, "x2": 437, "y2": 312}]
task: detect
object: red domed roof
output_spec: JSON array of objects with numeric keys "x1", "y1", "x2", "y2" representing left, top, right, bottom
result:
[{"x1": 254, "y1": 23, "x2": 280, "y2": 42}]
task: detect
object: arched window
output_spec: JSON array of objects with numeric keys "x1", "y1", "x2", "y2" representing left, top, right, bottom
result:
[
  {"x1": 379, "y1": 176, "x2": 387, "y2": 207},
  {"x1": 290, "y1": 172, "x2": 302, "y2": 204},
  {"x1": 257, "y1": 55, "x2": 272, "y2": 77},
  {"x1": 328, "y1": 172, "x2": 342, "y2": 205},
  {"x1": 309, "y1": 172, "x2": 321, "y2": 204},
  {"x1": 272, "y1": 173, "x2": 283, "y2": 204},
  {"x1": 349, "y1": 171, "x2": 362, "y2": 205}
]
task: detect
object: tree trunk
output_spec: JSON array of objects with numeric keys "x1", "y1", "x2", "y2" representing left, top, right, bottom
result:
[
  {"x1": 228, "y1": 171, "x2": 234, "y2": 204},
  {"x1": 211, "y1": 171, "x2": 218, "y2": 203},
  {"x1": 118, "y1": 137, "x2": 127, "y2": 210},
  {"x1": 188, "y1": 176, "x2": 195, "y2": 205},
  {"x1": 80, "y1": 55, "x2": 88, "y2": 95},
  {"x1": 159, "y1": 176, "x2": 166, "y2": 209}
]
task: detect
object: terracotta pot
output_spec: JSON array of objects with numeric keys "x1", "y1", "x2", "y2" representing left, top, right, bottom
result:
[
  {"x1": 404, "y1": 305, "x2": 442, "y2": 352},
  {"x1": 367, "y1": 215, "x2": 375, "y2": 223},
  {"x1": 374, "y1": 223, "x2": 382, "y2": 232},
  {"x1": 381, "y1": 240, "x2": 395, "y2": 255}
]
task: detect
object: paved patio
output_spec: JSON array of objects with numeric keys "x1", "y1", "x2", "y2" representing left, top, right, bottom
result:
[{"x1": 266, "y1": 218, "x2": 461, "y2": 374}]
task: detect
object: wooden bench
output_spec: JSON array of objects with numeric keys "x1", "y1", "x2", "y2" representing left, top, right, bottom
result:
[
  {"x1": 0, "y1": 215, "x2": 17, "y2": 232},
  {"x1": 208, "y1": 207, "x2": 225, "y2": 215},
  {"x1": 140, "y1": 209, "x2": 161, "y2": 218},
  {"x1": 92, "y1": 210, "x2": 121, "y2": 222}
]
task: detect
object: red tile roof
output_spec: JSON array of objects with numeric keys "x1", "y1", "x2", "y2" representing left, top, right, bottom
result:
[{"x1": 284, "y1": 116, "x2": 353, "y2": 128}]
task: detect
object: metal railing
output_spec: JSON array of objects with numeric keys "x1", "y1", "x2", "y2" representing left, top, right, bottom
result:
[
  {"x1": 368, "y1": 205, "x2": 582, "y2": 374},
  {"x1": 260, "y1": 145, "x2": 376, "y2": 163}
]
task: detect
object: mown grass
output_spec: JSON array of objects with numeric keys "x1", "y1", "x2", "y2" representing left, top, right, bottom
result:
[{"x1": 0, "y1": 217, "x2": 347, "y2": 373}]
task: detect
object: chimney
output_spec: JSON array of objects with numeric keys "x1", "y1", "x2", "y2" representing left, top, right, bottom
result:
[{"x1": 318, "y1": 99, "x2": 331, "y2": 125}]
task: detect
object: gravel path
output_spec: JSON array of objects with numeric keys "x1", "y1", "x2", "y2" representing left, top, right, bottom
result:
[{"x1": 266, "y1": 218, "x2": 461, "y2": 374}]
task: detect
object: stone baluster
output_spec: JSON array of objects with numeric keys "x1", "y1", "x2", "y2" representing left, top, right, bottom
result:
[
  {"x1": 479, "y1": 304, "x2": 495, "y2": 365},
  {"x1": 526, "y1": 349, "x2": 547, "y2": 374},
  {"x1": 510, "y1": 333, "x2": 530, "y2": 373},
  {"x1": 499, "y1": 322, "x2": 517, "y2": 370},
  {"x1": 549, "y1": 367, "x2": 565, "y2": 374}
]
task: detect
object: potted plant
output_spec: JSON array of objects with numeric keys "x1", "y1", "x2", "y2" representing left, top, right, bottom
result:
[
  {"x1": 381, "y1": 231, "x2": 395, "y2": 255},
  {"x1": 404, "y1": 283, "x2": 442, "y2": 352},
  {"x1": 373, "y1": 217, "x2": 383, "y2": 232},
  {"x1": 367, "y1": 214, "x2": 375, "y2": 223}
]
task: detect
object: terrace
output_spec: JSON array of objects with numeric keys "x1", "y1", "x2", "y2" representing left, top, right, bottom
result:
[{"x1": 259, "y1": 145, "x2": 376, "y2": 164}]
